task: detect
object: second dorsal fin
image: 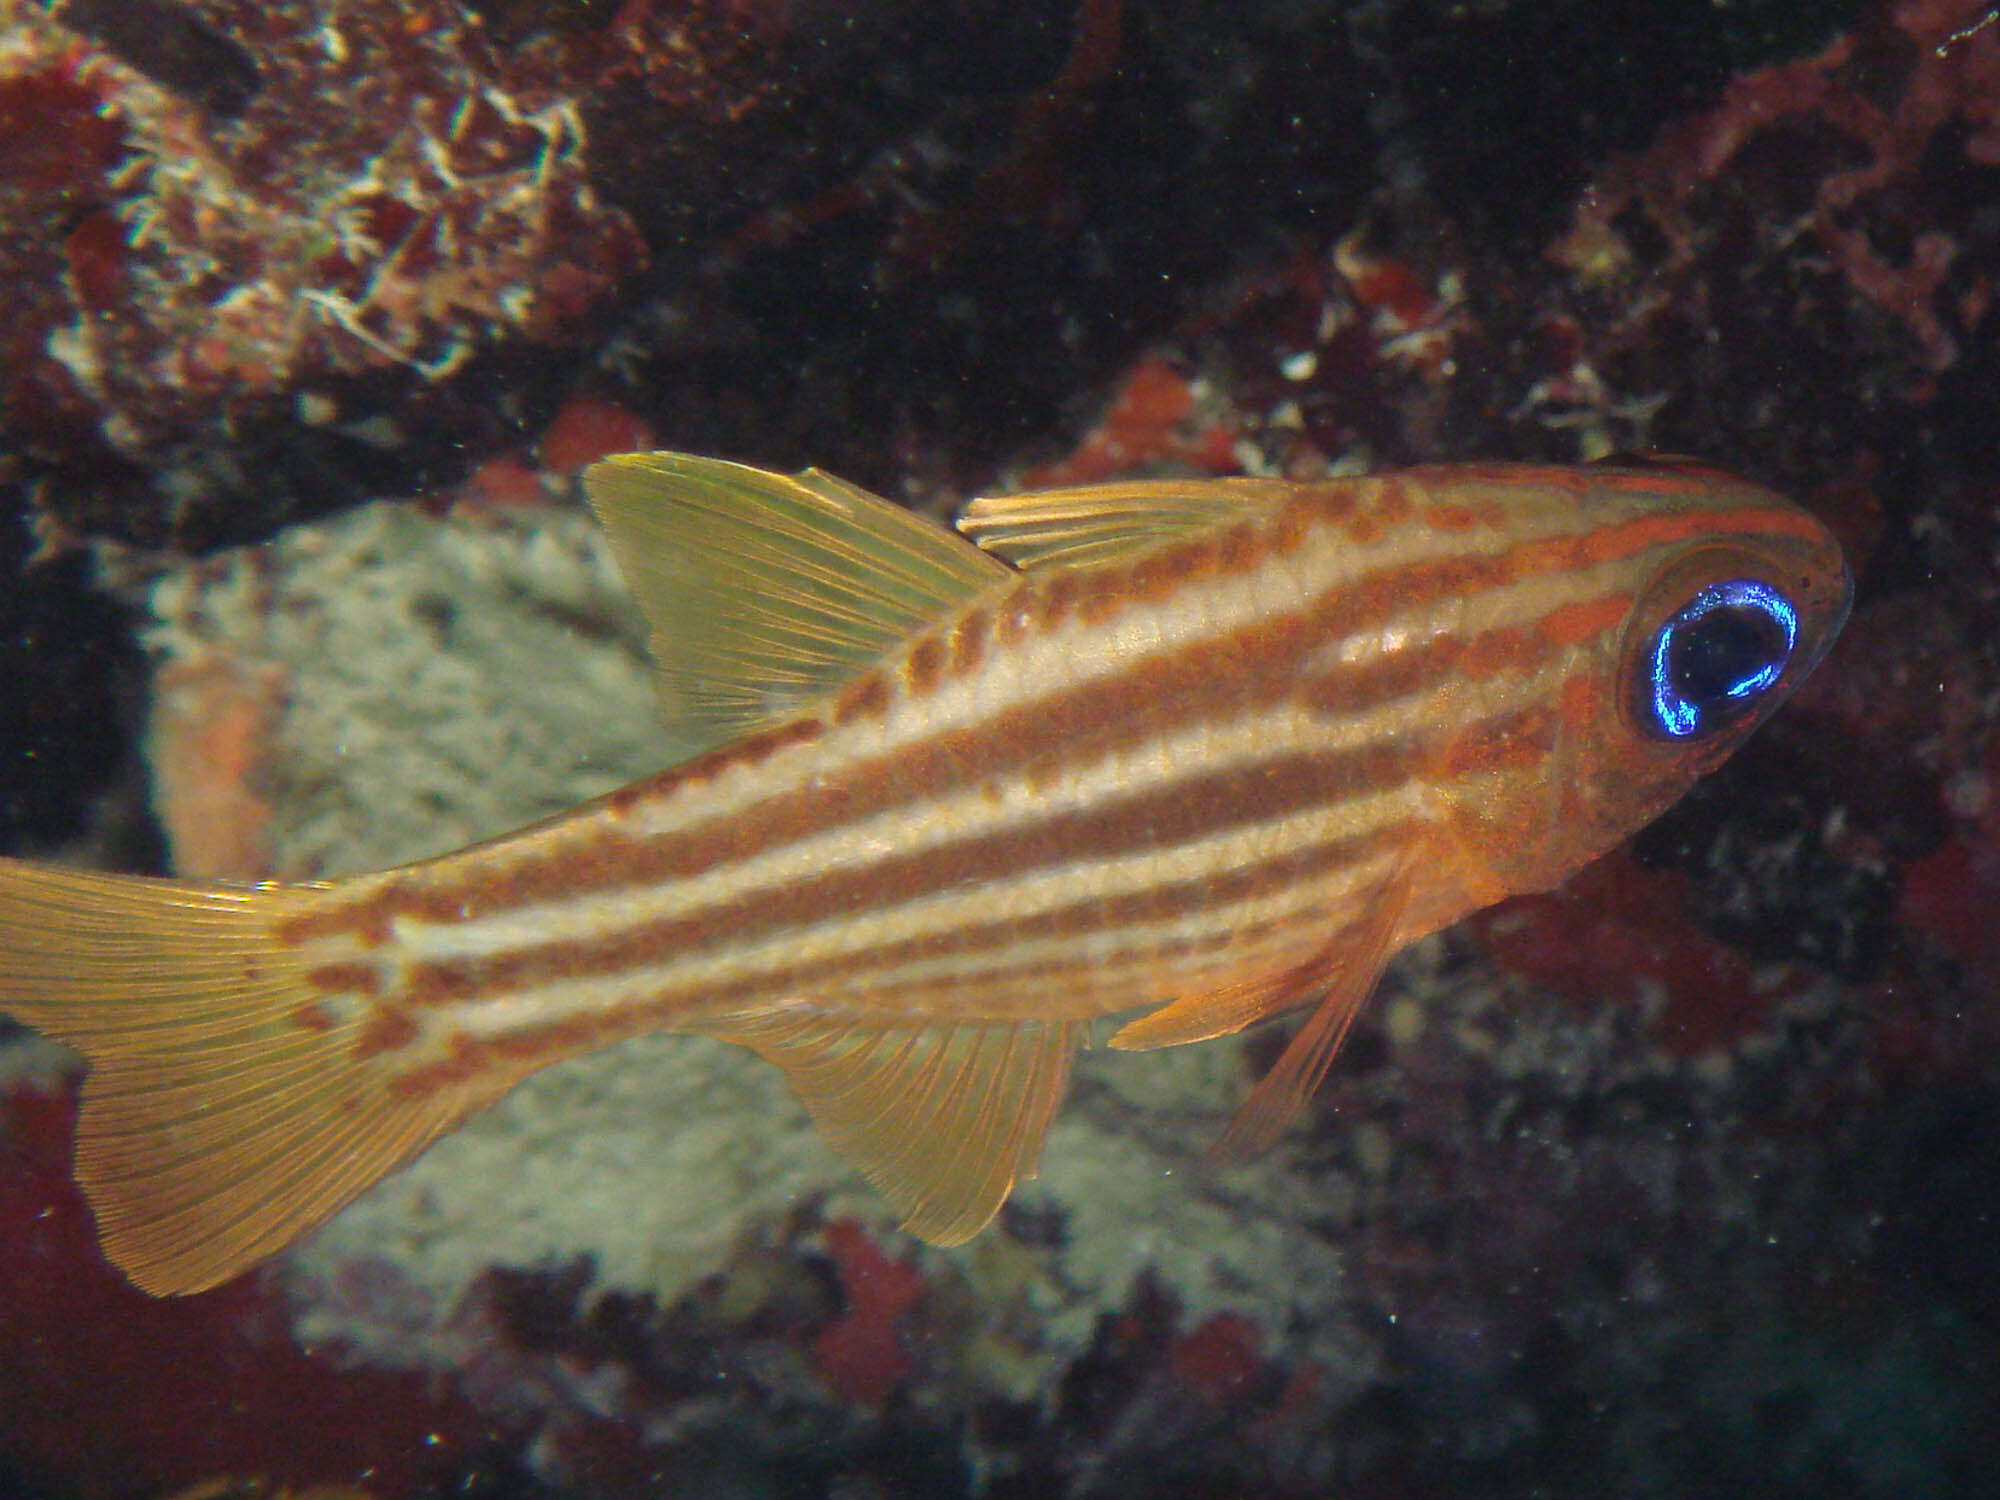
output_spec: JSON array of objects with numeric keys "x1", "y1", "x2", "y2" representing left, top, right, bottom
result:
[
  {"x1": 584, "y1": 452, "x2": 1012, "y2": 754},
  {"x1": 956, "y1": 477, "x2": 1292, "y2": 570}
]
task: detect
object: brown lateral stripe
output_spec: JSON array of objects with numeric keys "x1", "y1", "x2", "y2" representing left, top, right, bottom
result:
[
  {"x1": 1077, "y1": 516, "x2": 1272, "y2": 622},
  {"x1": 712, "y1": 866, "x2": 1385, "y2": 1019},
  {"x1": 1301, "y1": 613, "x2": 1572, "y2": 717},
  {"x1": 822, "y1": 920, "x2": 1320, "y2": 1014},
  {"x1": 342, "y1": 611, "x2": 1358, "y2": 929},
  {"x1": 476, "y1": 566, "x2": 1541, "y2": 917},
  {"x1": 314, "y1": 492, "x2": 1757, "y2": 939},
  {"x1": 1537, "y1": 593, "x2": 1632, "y2": 647},
  {"x1": 353, "y1": 1008, "x2": 420, "y2": 1060},
  {"x1": 745, "y1": 914, "x2": 1334, "y2": 1023},
  {"x1": 904, "y1": 633, "x2": 946, "y2": 696},
  {"x1": 1432, "y1": 700, "x2": 1563, "y2": 780},
  {"x1": 288, "y1": 1003, "x2": 337, "y2": 1034},
  {"x1": 304, "y1": 962, "x2": 382, "y2": 997},
  {"x1": 407, "y1": 822, "x2": 1400, "y2": 1013},
  {"x1": 389, "y1": 899, "x2": 1348, "y2": 1098},
  {"x1": 947, "y1": 606, "x2": 991, "y2": 677},
  {"x1": 398, "y1": 740, "x2": 1414, "y2": 1005}
]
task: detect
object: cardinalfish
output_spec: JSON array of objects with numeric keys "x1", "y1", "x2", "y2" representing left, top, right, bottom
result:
[{"x1": 0, "y1": 452, "x2": 1848, "y2": 1296}]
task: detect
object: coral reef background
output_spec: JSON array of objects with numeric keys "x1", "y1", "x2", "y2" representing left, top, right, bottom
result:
[{"x1": 2, "y1": 1, "x2": 1998, "y2": 1496}]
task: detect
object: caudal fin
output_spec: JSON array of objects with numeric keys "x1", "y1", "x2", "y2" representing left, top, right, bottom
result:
[{"x1": 0, "y1": 857, "x2": 504, "y2": 1296}]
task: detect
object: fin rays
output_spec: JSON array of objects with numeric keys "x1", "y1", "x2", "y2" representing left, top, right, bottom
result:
[
  {"x1": 0, "y1": 859, "x2": 521, "y2": 1296},
  {"x1": 1213, "y1": 853, "x2": 1416, "y2": 1159},
  {"x1": 958, "y1": 477, "x2": 1290, "y2": 570},
  {"x1": 710, "y1": 1008, "x2": 1079, "y2": 1245},
  {"x1": 584, "y1": 453, "x2": 1011, "y2": 753}
]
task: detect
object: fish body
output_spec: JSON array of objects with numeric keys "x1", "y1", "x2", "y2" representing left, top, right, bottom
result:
[{"x1": 0, "y1": 453, "x2": 1849, "y2": 1294}]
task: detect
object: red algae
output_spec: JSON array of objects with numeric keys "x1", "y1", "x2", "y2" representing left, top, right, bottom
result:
[
  {"x1": 811, "y1": 1218, "x2": 925, "y2": 1406},
  {"x1": 1900, "y1": 838, "x2": 2000, "y2": 966},
  {"x1": 0, "y1": 60, "x2": 126, "y2": 196},
  {"x1": 881, "y1": 0, "x2": 1126, "y2": 279},
  {"x1": 436, "y1": 381, "x2": 665, "y2": 516},
  {"x1": 0, "y1": 1080, "x2": 496, "y2": 1499},
  {"x1": 537, "y1": 393, "x2": 659, "y2": 480},
  {"x1": 1166, "y1": 1311, "x2": 1265, "y2": 1408},
  {"x1": 1556, "y1": 0, "x2": 2000, "y2": 374},
  {"x1": 148, "y1": 653, "x2": 286, "y2": 881},
  {"x1": 0, "y1": 0, "x2": 769, "y2": 542},
  {"x1": 0, "y1": 52, "x2": 135, "y2": 470},
  {"x1": 1471, "y1": 852, "x2": 1806, "y2": 1059},
  {"x1": 1900, "y1": 737, "x2": 2000, "y2": 969},
  {"x1": 450, "y1": 451, "x2": 549, "y2": 514},
  {"x1": 1022, "y1": 354, "x2": 1240, "y2": 487}
]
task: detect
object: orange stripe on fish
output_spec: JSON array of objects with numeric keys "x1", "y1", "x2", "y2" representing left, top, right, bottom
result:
[{"x1": 0, "y1": 451, "x2": 1849, "y2": 1295}]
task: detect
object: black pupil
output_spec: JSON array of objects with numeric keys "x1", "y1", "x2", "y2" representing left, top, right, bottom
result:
[{"x1": 1668, "y1": 606, "x2": 1786, "y2": 705}]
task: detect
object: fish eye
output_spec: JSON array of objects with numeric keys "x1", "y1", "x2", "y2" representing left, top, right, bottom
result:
[{"x1": 1642, "y1": 578, "x2": 1798, "y2": 740}]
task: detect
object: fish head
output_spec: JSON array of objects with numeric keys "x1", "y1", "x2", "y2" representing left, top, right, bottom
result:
[
  {"x1": 1439, "y1": 461, "x2": 1852, "y2": 896},
  {"x1": 1595, "y1": 472, "x2": 1852, "y2": 803}
]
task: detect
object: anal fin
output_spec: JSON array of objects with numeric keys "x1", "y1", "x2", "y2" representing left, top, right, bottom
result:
[{"x1": 708, "y1": 1009, "x2": 1080, "y2": 1244}]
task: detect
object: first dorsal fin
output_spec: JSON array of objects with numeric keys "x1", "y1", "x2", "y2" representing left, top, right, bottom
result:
[
  {"x1": 956, "y1": 476, "x2": 1292, "y2": 570},
  {"x1": 706, "y1": 1009, "x2": 1080, "y2": 1244},
  {"x1": 584, "y1": 452, "x2": 1012, "y2": 754}
]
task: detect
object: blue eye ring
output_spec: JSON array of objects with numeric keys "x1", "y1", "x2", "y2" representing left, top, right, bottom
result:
[{"x1": 1645, "y1": 578, "x2": 1799, "y2": 740}]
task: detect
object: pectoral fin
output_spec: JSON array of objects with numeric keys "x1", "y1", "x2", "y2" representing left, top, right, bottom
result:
[
  {"x1": 584, "y1": 452, "x2": 1013, "y2": 755},
  {"x1": 957, "y1": 477, "x2": 1292, "y2": 570},
  {"x1": 707, "y1": 1009, "x2": 1080, "y2": 1244},
  {"x1": 1212, "y1": 859, "x2": 1415, "y2": 1159},
  {"x1": 1106, "y1": 945, "x2": 1349, "y2": 1052},
  {"x1": 1107, "y1": 849, "x2": 1417, "y2": 1158}
]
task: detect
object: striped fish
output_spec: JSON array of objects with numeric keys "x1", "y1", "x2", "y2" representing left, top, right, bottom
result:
[{"x1": 0, "y1": 451, "x2": 1849, "y2": 1296}]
